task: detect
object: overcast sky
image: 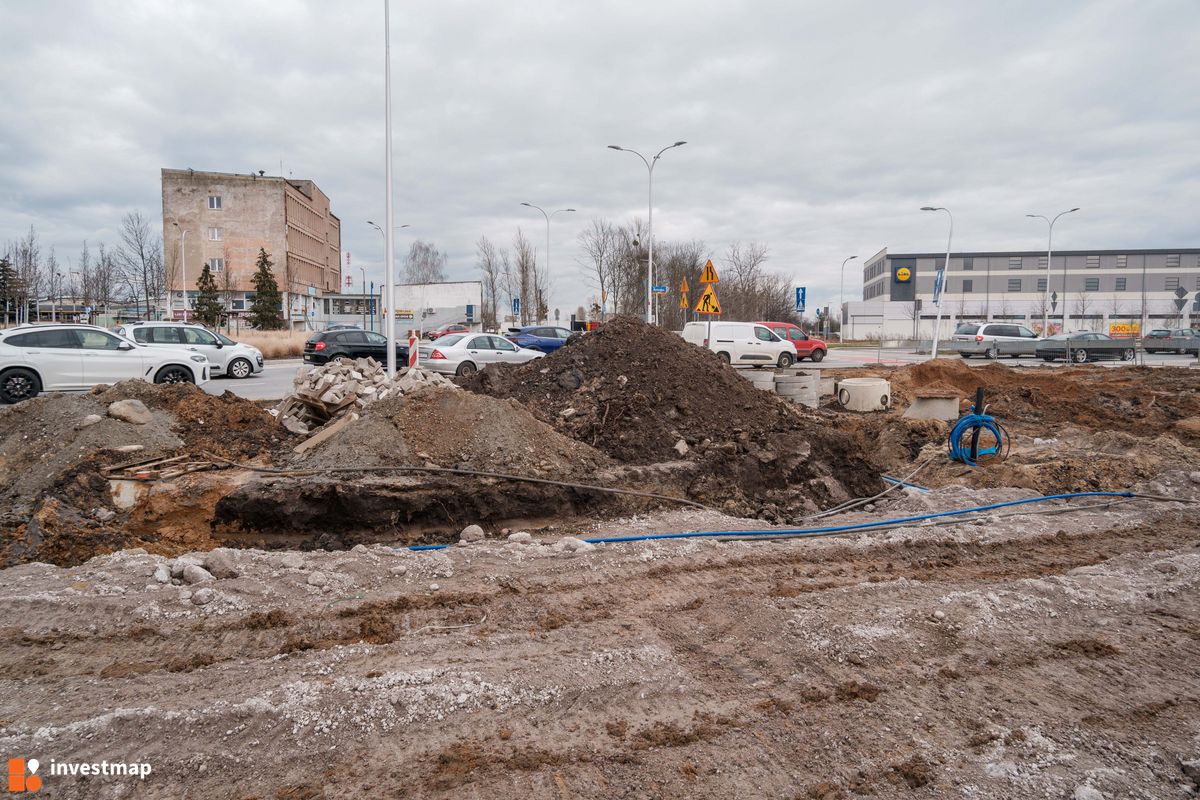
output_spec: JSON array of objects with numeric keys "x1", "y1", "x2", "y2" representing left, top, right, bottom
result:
[{"x1": 2, "y1": 0, "x2": 1198, "y2": 315}]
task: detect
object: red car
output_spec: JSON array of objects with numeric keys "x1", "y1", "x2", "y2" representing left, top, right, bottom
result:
[
  {"x1": 426, "y1": 323, "x2": 470, "y2": 341},
  {"x1": 756, "y1": 321, "x2": 827, "y2": 362}
]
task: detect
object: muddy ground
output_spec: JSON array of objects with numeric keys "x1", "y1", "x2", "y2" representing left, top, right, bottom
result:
[
  {"x1": 2, "y1": 321, "x2": 1200, "y2": 797},
  {"x1": 1, "y1": 475, "x2": 1198, "y2": 799}
]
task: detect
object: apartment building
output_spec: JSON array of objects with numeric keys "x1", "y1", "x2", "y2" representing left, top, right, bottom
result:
[
  {"x1": 160, "y1": 169, "x2": 341, "y2": 327},
  {"x1": 846, "y1": 247, "x2": 1200, "y2": 339}
]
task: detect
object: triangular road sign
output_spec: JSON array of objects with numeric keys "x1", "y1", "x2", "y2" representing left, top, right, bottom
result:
[
  {"x1": 694, "y1": 283, "x2": 721, "y2": 314},
  {"x1": 680, "y1": 277, "x2": 689, "y2": 294},
  {"x1": 699, "y1": 260, "x2": 719, "y2": 284},
  {"x1": 679, "y1": 293, "x2": 688, "y2": 309}
]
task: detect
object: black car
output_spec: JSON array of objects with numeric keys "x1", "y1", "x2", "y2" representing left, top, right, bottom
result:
[
  {"x1": 1035, "y1": 332, "x2": 1136, "y2": 363},
  {"x1": 303, "y1": 330, "x2": 409, "y2": 365}
]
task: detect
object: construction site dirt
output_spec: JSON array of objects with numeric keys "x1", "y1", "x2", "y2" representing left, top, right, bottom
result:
[{"x1": 1, "y1": 318, "x2": 1198, "y2": 798}]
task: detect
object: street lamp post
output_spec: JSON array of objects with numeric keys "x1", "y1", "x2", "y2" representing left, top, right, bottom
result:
[
  {"x1": 360, "y1": 265, "x2": 368, "y2": 330},
  {"x1": 608, "y1": 141, "x2": 687, "y2": 324},
  {"x1": 1026, "y1": 208, "x2": 1079, "y2": 336},
  {"x1": 520, "y1": 203, "x2": 575, "y2": 324},
  {"x1": 838, "y1": 255, "x2": 857, "y2": 341},
  {"x1": 921, "y1": 206, "x2": 953, "y2": 358},
  {"x1": 172, "y1": 223, "x2": 189, "y2": 323},
  {"x1": 367, "y1": 219, "x2": 409, "y2": 340},
  {"x1": 381, "y1": 0, "x2": 398, "y2": 376}
]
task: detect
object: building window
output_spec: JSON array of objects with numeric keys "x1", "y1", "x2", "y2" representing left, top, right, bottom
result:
[
  {"x1": 1037, "y1": 256, "x2": 1047, "y2": 269},
  {"x1": 1086, "y1": 254, "x2": 1100, "y2": 268},
  {"x1": 208, "y1": 227, "x2": 222, "y2": 241},
  {"x1": 1195, "y1": 276, "x2": 1200, "y2": 291},
  {"x1": 1037, "y1": 278, "x2": 1048, "y2": 292},
  {"x1": 1007, "y1": 278, "x2": 1022, "y2": 292},
  {"x1": 208, "y1": 195, "x2": 222, "y2": 210},
  {"x1": 230, "y1": 299, "x2": 245, "y2": 311},
  {"x1": 207, "y1": 258, "x2": 224, "y2": 272},
  {"x1": 1116, "y1": 255, "x2": 1127, "y2": 268},
  {"x1": 1166, "y1": 254, "x2": 1181, "y2": 268},
  {"x1": 1084, "y1": 277, "x2": 1100, "y2": 292},
  {"x1": 963, "y1": 257, "x2": 973, "y2": 271},
  {"x1": 1165, "y1": 276, "x2": 1180, "y2": 291},
  {"x1": 962, "y1": 279, "x2": 973, "y2": 293},
  {"x1": 1008, "y1": 257, "x2": 1022, "y2": 269},
  {"x1": 1115, "y1": 277, "x2": 1127, "y2": 291}
]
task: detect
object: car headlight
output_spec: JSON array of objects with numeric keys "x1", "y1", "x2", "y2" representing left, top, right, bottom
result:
[{"x1": 189, "y1": 354, "x2": 207, "y2": 363}]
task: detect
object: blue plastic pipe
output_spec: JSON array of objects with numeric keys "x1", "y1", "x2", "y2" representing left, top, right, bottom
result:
[{"x1": 402, "y1": 491, "x2": 1133, "y2": 552}]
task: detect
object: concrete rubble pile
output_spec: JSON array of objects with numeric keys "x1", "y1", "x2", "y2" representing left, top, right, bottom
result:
[{"x1": 273, "y1": 357, "x2": 457, "y2": 435}]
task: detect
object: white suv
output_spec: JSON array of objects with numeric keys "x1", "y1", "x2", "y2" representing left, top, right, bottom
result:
[
  {"x1": 951, "y1": 322, "x2": 1041, "y2": 359},
  {"x1": 0, "y1": 324, "x2": 210, "y2": 404},
  {"x1": 113, "y1": 322, "x2": 264, "y2": 379}
]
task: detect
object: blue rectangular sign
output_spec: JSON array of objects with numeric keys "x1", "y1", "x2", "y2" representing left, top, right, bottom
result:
[
  {"x1": 795, "y1": 286, "x2": 806, "y2": 313},
  {"x1": 512, "y1": 297, "x2": 521, "y2": 316},
  {"x1": 652, "y1": 285, "x2": 668, "y2": 294},
  {"x1": 465, "y1": 303, "x2": 474, "y2": 321}
]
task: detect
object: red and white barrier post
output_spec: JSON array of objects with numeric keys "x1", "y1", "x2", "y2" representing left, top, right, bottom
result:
[{"x1": 407, "y1": 330, "x2": 418, "y2": 369}]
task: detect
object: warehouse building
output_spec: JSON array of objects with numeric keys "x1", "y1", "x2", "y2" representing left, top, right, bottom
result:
[{"x1": 845, "y1": 247, "x2": 1200, "y2": 339}]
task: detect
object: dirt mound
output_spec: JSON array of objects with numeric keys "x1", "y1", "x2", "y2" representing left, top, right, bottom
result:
[
  {"x1": 301, "y1": 386, "x2": 612, "y2": 475},
  {"x1": 92, "y1": 381, "x2": 292, "y2": 460}
]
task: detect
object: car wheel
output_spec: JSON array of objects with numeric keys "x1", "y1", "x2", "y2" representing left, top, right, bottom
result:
[
  {"x1": 960, "y1": 353, "x2": 971, "y2": 359},
  {"x1": 810, "y1": 349, "x2": 825, "y2": 362},
  {"x1": 1121, "y1": 348, "x2": 1135, "y2": 361},
  {"x1": 1072, "y1": 349, "x2": 1089, "y2": 364},
  {"x1": 154, "y1": 365, "x2": 194, "y2": 385},
  {"x1": 717, "y1": 352, "x2": 731, "y2": 365},
  {"x1": 777, "y1": 351, "x2": 795, "y2": 369},
  {"x1": 985, "y1": 345, "x2": 999, "y2": 360},
  {"x1": 228, "y1": 357, "x2": 253, "y2": 379},
  {"x1": 0, "y1": 368, "x2": 41, "y2": 404},
  {"x1": 1042, "y1": 356, "x2": 1056, "y2": 362},
  {"x1": 1178, "y1": 348, "x2": 1187, "y2": 355},
  {"x1": 455, "y1": 361, "x2": 477, "y2": 377}
]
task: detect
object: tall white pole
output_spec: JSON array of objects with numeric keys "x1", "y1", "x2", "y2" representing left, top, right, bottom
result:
[
  {"x1": 922, "y1": 206, "x2": 953, "y2": 358},
  {"x1": 1027, "y1": 208, "x2": 1078, "y2": 336},
  {"x1": 383, "y1": 0, "x2": 396, "y2": 377},
  {"x1": 180, "y1": 229, "x2": 188, "y2": 323},
  {"x1": 520, "y1": 204, "x2": 574, "y2": 324},
  {"x1": 839, "y1": 255, "x2": 856, "y2": 339}
]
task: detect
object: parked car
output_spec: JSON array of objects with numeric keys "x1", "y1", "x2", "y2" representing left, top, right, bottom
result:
[
  {"x1": 756, "y1": 321, "x2": 827, "y2": 362},
  {"x1": 113, "y1": 321, "x2": 264, "y2": 379},
  {"x1": 1155, "y1": 328, "x2": 1200, "y2": 355},
  {"x1": 681, "y1": 321, "x2": 795, "y2": 368},
  {"x1": 325, "y1": 322, "x2": 361, "y2": 331},
  {"x1": 1142, "y1": 329, "x2": 1173, "y2": 352},
  {"x1": 0, "y1": 323, "x2": 210, "y2": 404},
  {"x1": 303, "y1": 329, "x2": 409, "y2": 365},
  {"x1": 417, "y1": 333, "x2": 545, "y2": 377},
  {"x1": 950, "y1": 322, "x2": 1041, "y2": 359},
  {"x1": 1035, "y1": 332, "x2": 1136, "y2": 363},
  {"x1": 504, "y1": 325, "x2": 577, "y2": 353},
  {"x1": 426, "y1": 323, "x2": 470, "y2": 341}
]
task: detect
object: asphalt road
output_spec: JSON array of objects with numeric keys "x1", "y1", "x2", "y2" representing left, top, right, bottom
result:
[{"x1": 208, "y1": 349, "x2": 1200, "y2": 401}]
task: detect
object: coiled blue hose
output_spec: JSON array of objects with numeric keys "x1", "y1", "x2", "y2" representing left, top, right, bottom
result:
[
  {"x1": 948, "y1": 410, "x2": 1007, "y2": 466},
  {"x1": 402, "y1": 491, "x2": 1134, "y2": 551}
]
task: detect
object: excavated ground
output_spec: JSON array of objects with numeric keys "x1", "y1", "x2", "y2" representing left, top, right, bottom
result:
[{"x1": 0, "y1": 475, "x2": 1197, "y2": 798}]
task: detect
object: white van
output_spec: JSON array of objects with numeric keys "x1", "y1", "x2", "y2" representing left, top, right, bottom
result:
[{"x1": 682, "y1": 321, "x2": 795, "y2": 368}]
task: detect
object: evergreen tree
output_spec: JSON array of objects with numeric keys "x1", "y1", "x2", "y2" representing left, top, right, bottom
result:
[
  {"x1": 192, "y1": 263, "x2": 224, "y2": 328},
  {"x1": 249, "y1": 248, "x2": 284, "y2": 330},
  {"x1": 0, "y1": 256, "x2": 18, "y2": 325}
]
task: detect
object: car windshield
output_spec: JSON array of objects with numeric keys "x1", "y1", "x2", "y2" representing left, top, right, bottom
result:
[
  {"x1": 216, "y1": 333, "x2": 237, "y2": 345},
  {"x1": 436, "y1": 334, "x2": 467, "y2": 346}
]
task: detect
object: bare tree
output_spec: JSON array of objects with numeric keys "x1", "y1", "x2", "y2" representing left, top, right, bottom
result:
[
  {"x1": 577, "y1": 219, "x2": 625, "y2": 320},
  {"x1": 475, "y1": 235, "x2": 504, "y2": 330},
  {"x1": 115, "y1": 211, "x2": 165, "y2": 318},
  {"x1": 1073, "y1": 291, "x2": 1094, "y2": 329},
  {"x1": 403, "y1": 240, "x2": 448, "y2": 284},
  {"x1": 10, "y1": 226, "x2": 42, "y2": 323},
  {"x1": 512, "y1": 229, "x2": 536, "y2": 325}
]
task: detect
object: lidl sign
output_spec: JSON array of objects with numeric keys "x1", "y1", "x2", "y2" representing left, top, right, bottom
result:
[{"x1": 895, "y1": 266, "x2": 912, "y2": 283}]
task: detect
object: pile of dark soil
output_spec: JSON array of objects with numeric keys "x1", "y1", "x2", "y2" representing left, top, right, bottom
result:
[{"x1": 461, "y1": 316, "x2": 879, "y2": 513}]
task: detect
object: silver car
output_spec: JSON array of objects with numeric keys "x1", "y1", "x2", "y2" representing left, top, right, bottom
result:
[
  {"x1": 114, "y1": 322, "x2": 265, "y2": 378},
  {"x1": 951, "y1": 322, "x2": 1041, "y2": 359},
  {"x1": 418, "y1": 333, "x2": 544, "y2": 377}
]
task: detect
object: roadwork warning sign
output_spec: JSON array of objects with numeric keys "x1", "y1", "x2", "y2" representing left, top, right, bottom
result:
[
  {"x1": 694, "y1": 283, "x2": 721, "y2": 314},
  {"x1": 699, "y1": 260, "x2": 719, "y2": 284}
]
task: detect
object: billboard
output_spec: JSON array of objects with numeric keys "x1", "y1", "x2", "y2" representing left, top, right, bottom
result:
[{"x1": 1108, "y1": 322, "x2": 1141, "y2": 339}]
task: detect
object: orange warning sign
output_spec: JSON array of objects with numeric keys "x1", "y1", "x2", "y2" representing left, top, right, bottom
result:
[
  {"x1": 680, "y1": 277, "x2": 689, "y2": 294},
  {"x1": 699, "y1": 260, "x2": 719, "y2": 284},
  {"x1": 679, "y1": 293, "x2": 689, "y2": 309},
  {"x1": 694, "y1": 284, "x2": 721, "y2": 314}
]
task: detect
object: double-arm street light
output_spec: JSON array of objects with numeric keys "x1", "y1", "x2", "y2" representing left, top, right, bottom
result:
[
  {"x1": 520, "y1": 203, "x2": 575, "y2": 323},
  {"x1": 921, "y1": 206, "x2": 953, "y2": 358},
  {"x1": 367, "y1": 220, "x2": 410, "y2": 335},
  {"x1": 607, "y1": 141, "x2": 687, "y2": 324},
  {"x1": 838, "y1": 255, "x2": 857, "y2": 338},
  {"x1": 1025, "y1": 208, "x2": 1079, "y2": 336}
]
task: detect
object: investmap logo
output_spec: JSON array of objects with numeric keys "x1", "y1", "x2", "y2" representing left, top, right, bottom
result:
[
  {"x1": 7, "y1": 759, "x2": 41, "y2": 793},
  {"x1": 7, "y1": 757, "x2": 152, "y2": 792}
]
